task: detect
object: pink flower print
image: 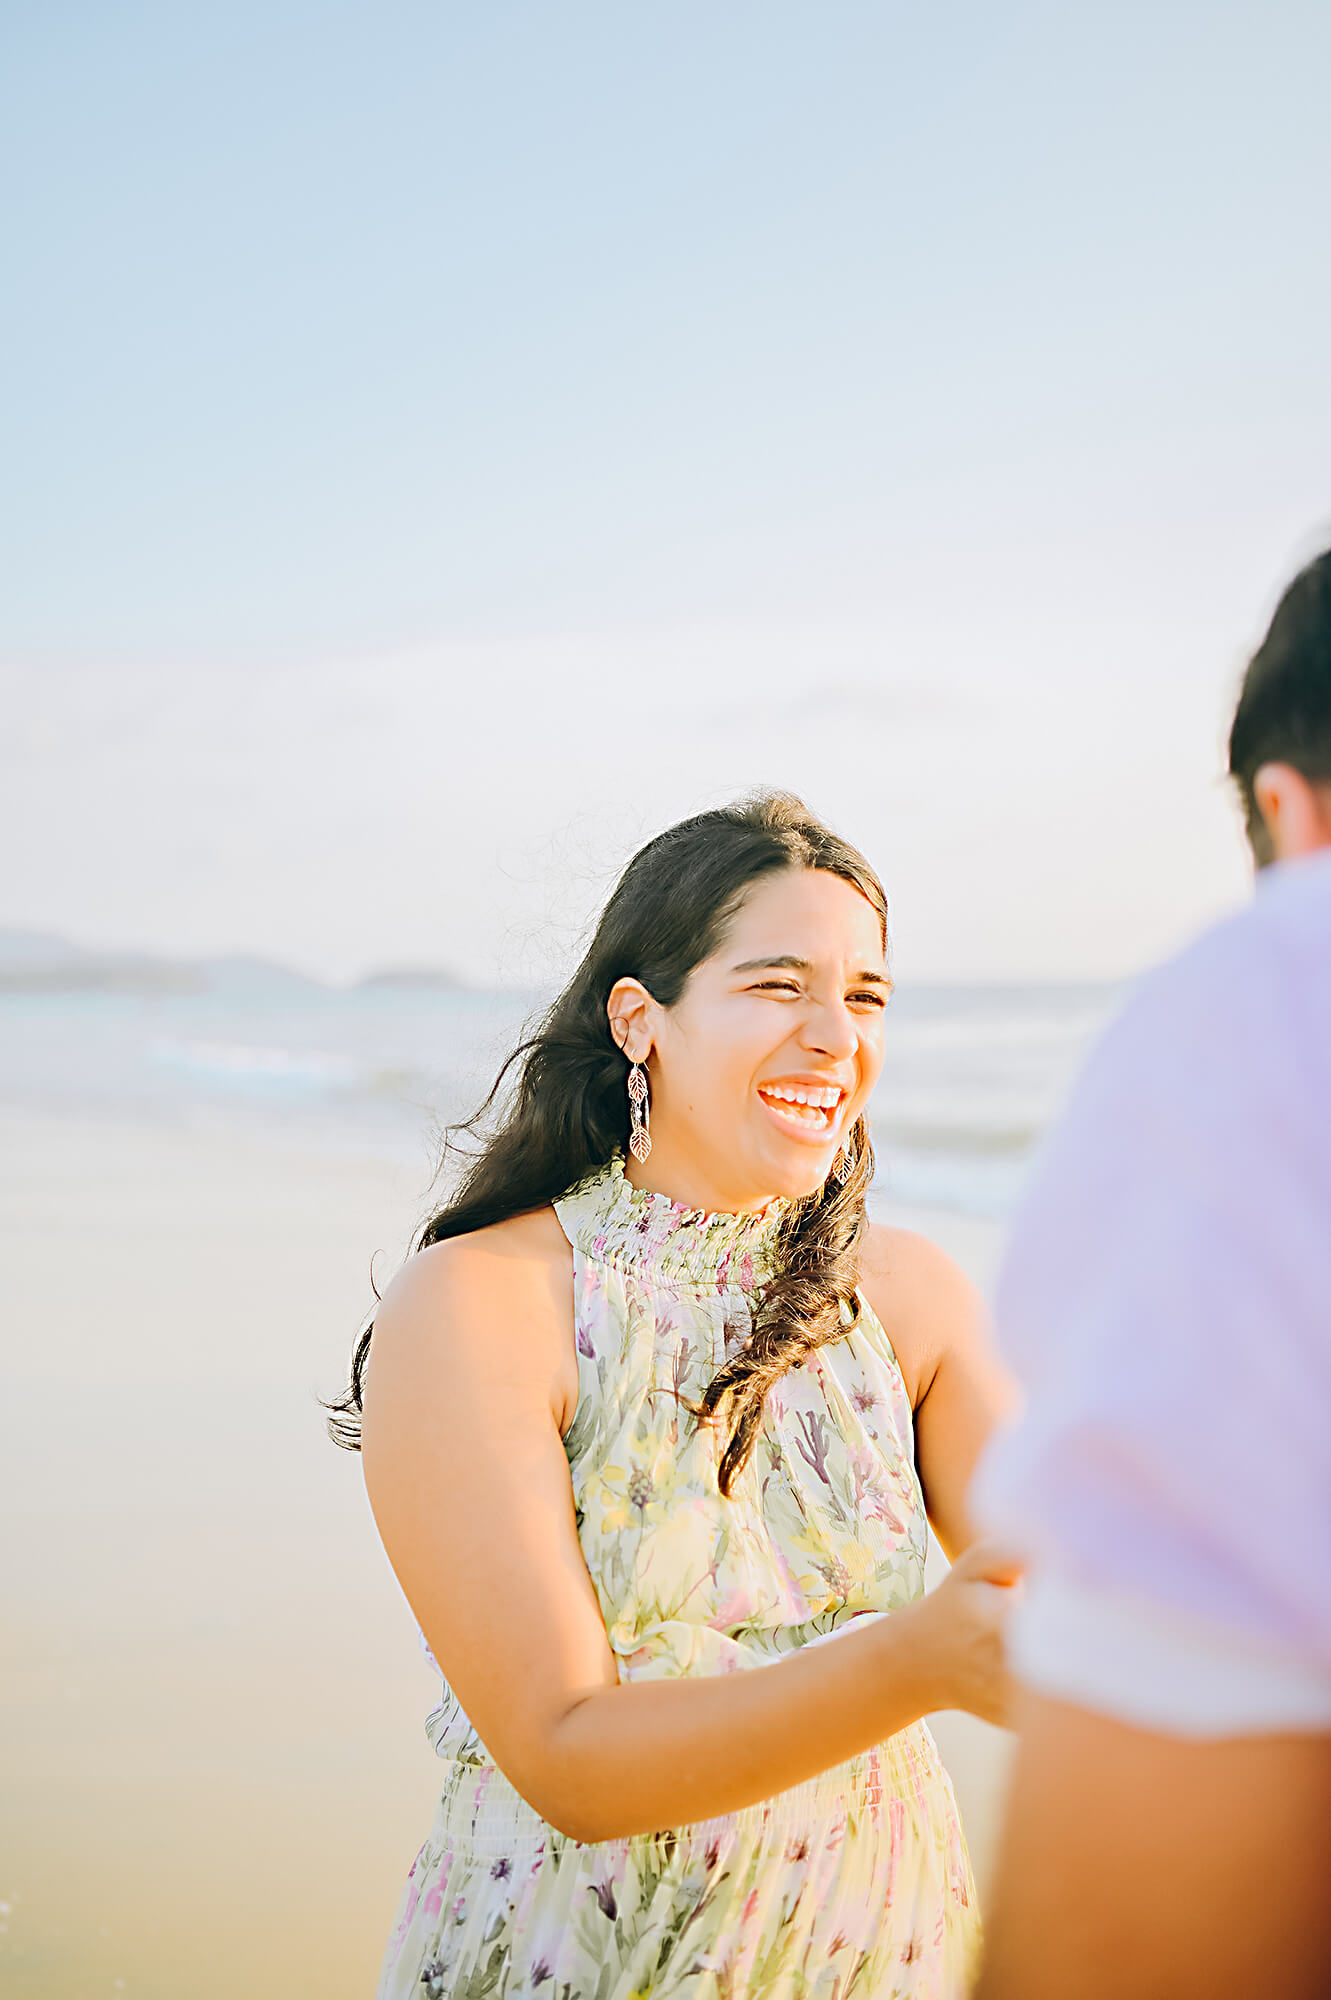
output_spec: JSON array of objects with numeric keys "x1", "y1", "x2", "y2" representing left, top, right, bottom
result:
[
  {"x1": 382, "y1": 1873, "x2": 421, "y2": 1968},
  {"x1": 888, "y1": 1796, "x2": 905, "y2": 1872},
  {"x1": 793, "y1": 1410, "x2": 833, "y2": 1484},
  {"x1": 521, "y1": 1906, "x2": 567, "y2": 1985},
  {"x1": 708, "y1": 1582, "x2": 757, "y2": 1632},
  {"x1": 946, "y1": 1808, "x2": 972, "y2": 1906},
  {"x1": 848, "y1": 1445, "x2": 905, "y2": 1533},
  {"x1": 670, "y1": 1333, "x2": 697, "y2": 1401},
  {"x1": 766, "y1": 1540, "x2": 808, "y2": 1618},
  {"x1": 422, "y1": 1880, "x2": 444, "y2": 1920}
]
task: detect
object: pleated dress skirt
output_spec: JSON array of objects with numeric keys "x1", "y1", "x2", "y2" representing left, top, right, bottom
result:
[{"x1": 377, "y1": 1721, "x2": 978, "y2": 2000}]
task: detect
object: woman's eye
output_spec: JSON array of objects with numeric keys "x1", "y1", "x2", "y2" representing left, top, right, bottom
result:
[
  {"x1": 849, "y1": 991, "x2": 889, "y2": 1008},
  {"x1": 751, "y1": 980, "x2": 802, "y2": 995}
]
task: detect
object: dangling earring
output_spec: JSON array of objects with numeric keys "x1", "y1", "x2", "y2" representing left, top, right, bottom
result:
[
  {"x1": 627, "y1": 1061, "x2": 652, "y2": 1162},
  {"x1": 831, "y1": 1144, "x2": 851, "y2": 1184}
]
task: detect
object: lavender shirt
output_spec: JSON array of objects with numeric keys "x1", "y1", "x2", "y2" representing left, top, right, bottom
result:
[{"x1": 976, "y1": 851, "x2": 1331, "y2": 1736}]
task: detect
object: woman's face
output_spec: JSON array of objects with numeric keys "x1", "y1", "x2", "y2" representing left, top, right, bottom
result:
[{"x1": 623, "y1": 866, "x2": 891, "y2": 1212}]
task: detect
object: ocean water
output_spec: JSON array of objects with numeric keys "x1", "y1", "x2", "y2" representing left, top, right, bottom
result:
[{"x1": 1, "y1": 947, "x2": 1119, "y2": 1222}]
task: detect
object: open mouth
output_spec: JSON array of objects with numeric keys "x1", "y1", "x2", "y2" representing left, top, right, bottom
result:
[{"x1": 756, "y1": 1082, "x2": 846, "y2": 1139}]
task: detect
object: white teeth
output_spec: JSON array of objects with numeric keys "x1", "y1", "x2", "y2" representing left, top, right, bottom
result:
[
  {"x1": 759, "y1": 1084, "x2": 842, "y2": 1130},
  {"x1": 761, "y1": 1085, "x2": 841, "y2": 1109}
]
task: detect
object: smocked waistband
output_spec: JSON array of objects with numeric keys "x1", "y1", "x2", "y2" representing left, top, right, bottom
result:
[{"x1": 427, "y1": 1722, "x2": 951, "y2": 1857}]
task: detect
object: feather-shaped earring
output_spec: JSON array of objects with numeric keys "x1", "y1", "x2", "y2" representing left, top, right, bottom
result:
[{"x1": 627, "y1": 1061, "x2": 652, "y2": 1161}]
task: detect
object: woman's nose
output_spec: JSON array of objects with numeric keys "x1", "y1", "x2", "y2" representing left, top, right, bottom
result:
[{"x1": 800, "y1": 998, "x2": 858, "y2": 1060}]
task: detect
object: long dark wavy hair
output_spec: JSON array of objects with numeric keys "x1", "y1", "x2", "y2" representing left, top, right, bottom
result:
[{"x1": 327, "y1": 792, "x2": 889, "y2": 1495}]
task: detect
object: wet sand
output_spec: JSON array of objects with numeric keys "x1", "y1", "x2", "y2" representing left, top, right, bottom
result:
[{"x1": 1, "y1": 1111, "x2": 1012, "y2": 1998}]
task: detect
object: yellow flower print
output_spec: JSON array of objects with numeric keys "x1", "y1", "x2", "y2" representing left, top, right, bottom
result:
[
  {"x1": 587, "y1": 1462, "x2": 638, "y2": 1534},
  {"x1": 586, "y1": 1450, "x2": 686, "y2": 1536},
  {"x1": 787, "y1": 1525, "x2": 880, "y2": 1608}
]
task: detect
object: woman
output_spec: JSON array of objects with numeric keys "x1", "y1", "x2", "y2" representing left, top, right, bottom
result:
[{"x1": 331, "y1": 794, "x2": 1019, "y2": 1999}]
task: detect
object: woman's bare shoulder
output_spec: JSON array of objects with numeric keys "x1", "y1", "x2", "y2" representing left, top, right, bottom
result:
[
  {"x1": 379, "y1": 1206, "x2": 571, "y2": 1315},
  {"x1": 856, "y1": 1221, "x2": 983, "y2": 1406},
  {"x1": 858, "y1": 1219, "x2": 974, "y2": 1297},
  {"x1": 368, "y1": 1206, "x2": 577, "y2": 1419}
]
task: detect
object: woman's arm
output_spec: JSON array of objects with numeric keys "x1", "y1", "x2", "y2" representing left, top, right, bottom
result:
[
  {"x1": 361, "y1": 1216, "x2": 1016, "y2": 1843},
  {"x1": 859, "y1": 1225, "x2": 1019, "y2": 1560}
]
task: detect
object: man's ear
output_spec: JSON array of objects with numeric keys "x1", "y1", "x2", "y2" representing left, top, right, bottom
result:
[
  {"x1": 606, "y1": 978, "x2": 657, "y2": 1063},
  {"x1": 1252, "y1": 763, "x2": 1331, "y2": 863}
]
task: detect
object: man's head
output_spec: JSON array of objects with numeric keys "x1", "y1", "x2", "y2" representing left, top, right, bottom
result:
[{"x1": 1229, "y1": 550, "x2": 1331, "y2": 867}]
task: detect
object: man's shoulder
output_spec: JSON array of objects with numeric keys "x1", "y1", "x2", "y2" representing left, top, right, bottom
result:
[
  {"x1": 1087, "y1": 853, "x2": 1331, "y2": 1104},
  {"x1": 1165, "y1": 850, "x2": 1331, "y2": 990},
  {"x1": 999, "y1": 856, "x2": 1330, "y2": 1315}
]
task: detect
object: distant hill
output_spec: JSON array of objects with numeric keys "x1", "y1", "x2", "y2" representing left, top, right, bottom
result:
[
  {"x1": 0, "y1": 928, "x2": 465, "y2": 996},
  {"x1": 0, "y1": 928, "x2": 203, "y2": 994},
  {"x1": 353, "y1": 965, "x2": 466, "y2": 992},
  {"x1": 0, "y1": 928, "x2": 312, "y2": 996}
]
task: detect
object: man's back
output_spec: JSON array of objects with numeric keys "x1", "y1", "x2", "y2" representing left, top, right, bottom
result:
[
  {"x1": 976, "y1": 542, "x2": 1331, "y2": 2000},
  {"x1": 975, "y1": 851, "x2": 1331, "y2": 1999},
  {"x1": 980, "y1": 849, "x2": 1331, "y2": 1735}
]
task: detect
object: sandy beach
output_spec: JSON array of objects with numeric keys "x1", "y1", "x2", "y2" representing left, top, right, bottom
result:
[{"x1": 2, "y1": 1108, "x2": 1012, "y2": 1999}]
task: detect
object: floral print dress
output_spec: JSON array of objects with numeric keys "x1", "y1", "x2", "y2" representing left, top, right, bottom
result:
[{"x1": 378, "y1": 1155, "x2": 979, "y2": 1999}]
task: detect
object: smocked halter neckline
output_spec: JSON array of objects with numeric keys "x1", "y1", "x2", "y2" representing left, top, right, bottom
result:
[{"x1": 562, "y1": 1150, "x2": 789, "y2": 1287}]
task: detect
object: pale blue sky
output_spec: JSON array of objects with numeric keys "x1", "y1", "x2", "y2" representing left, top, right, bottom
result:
[{"x1": 2, "y1": 4, "x2": 1328, "y2": 980}]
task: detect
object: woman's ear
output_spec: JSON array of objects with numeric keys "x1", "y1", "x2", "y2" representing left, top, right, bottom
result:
[{"x1": 606, "y1": 978, "x2": 657, "y2": 1063}]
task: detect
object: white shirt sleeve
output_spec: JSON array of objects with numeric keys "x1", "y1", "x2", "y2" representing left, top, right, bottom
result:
[{"x1": 976, "y1": 864, "x2": 1331, "y2": 1737}]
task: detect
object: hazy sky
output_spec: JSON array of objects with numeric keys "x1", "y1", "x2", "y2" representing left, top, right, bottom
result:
[{"x1": 3, "y1": 3, "x2": 1328, "y2": 984}]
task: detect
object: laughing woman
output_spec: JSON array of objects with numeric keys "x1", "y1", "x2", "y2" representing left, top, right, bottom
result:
[{"x1": 330, "y1": 795, "x2": 1019, "y2": 2000}]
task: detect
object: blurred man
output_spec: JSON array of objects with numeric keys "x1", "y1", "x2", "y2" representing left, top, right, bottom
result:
[{"x1": 975, "y1": 551, "x2": 1331, "y2": 1999}]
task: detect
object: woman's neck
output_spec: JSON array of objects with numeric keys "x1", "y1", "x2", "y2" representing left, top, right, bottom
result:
[{"x1": 622, "y1": 1133, "x2": 781, "y2": 1217}]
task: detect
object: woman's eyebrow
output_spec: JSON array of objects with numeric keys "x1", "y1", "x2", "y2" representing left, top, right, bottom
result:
[
  {"x1": 730, "y1": 955, "x2": 891, "y2": 986},
  {"x1": 731, "y1": 955, "x2": 814, "y2": 973}
]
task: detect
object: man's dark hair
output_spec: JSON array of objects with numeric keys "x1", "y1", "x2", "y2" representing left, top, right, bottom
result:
[{"x1": 1229, "y1": 549, "x2": 1331, "y2": 859}]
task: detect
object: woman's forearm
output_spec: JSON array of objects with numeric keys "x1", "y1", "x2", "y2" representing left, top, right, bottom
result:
[{"x1": 521, "y1": 1601, "x2": 947, "y2": 1841}]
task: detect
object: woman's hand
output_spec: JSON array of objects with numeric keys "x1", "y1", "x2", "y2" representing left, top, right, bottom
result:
[{"x1": 913, "y1": 1538, "x2": 1025, "y2": 1728}]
